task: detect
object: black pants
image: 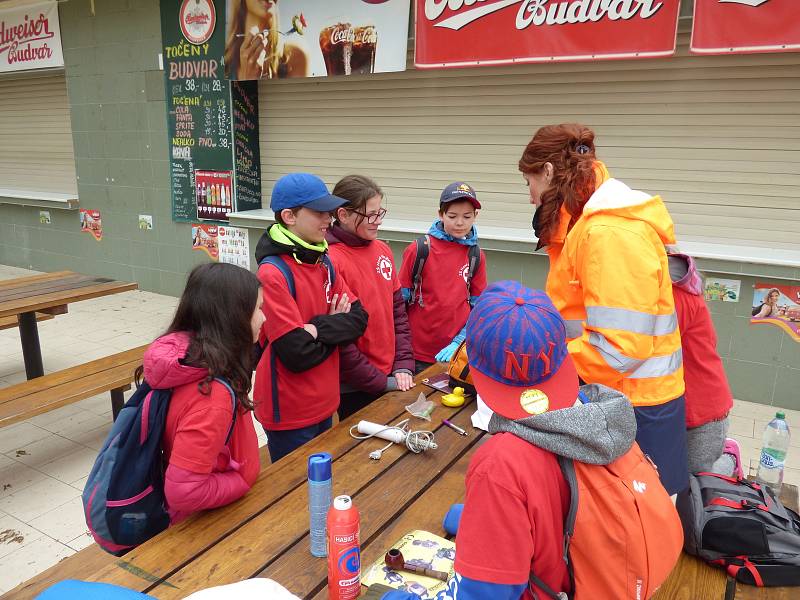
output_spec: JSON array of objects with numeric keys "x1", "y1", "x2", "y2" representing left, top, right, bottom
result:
[
  {"x1": 338, "y1": 390, "x2": 381, "y2": 421},
  {"x1": 415, "y1": 360, "x2": 434, "y2": 375}
]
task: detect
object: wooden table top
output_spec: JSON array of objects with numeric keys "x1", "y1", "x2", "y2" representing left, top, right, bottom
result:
[{"x1": 0, "y1": 271, "x2": 138, "y2": 318}]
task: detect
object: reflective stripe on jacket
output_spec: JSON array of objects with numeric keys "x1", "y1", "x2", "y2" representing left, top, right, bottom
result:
[{"x1": 545, "y1": 171, "x2": 685, "y2": 406}]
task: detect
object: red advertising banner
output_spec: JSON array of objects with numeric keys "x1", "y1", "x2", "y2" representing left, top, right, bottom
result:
[
  {"x1": 690, "y1": 0, "x2": 800, "y2": 55},
  {"x1": 415, "y1": 0, "x2": 681, "y2": 69}
]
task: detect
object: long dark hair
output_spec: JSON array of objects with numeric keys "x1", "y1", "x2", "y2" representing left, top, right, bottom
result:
[
  {"x1": 518, "y1": 123, "x2": 598, "y2": 246},
  {"x1": 138, "y1": 262, "x2": 261, "y2": 409},
  {"x1": 332, "y1": 174, "x2": 384, "y2": 226}
]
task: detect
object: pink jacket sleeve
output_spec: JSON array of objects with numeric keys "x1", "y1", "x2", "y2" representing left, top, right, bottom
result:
[{"x1": 164, "y1": 461, "x2": 251, "y2": 522}]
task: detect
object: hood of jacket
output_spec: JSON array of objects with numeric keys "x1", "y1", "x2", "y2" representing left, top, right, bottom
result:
[
  {"x1": 142, "y1": 332, "x2": 208, "y2": 390},
  {"x1": 667, "y1": 251, "x2": 703, "y2": 295},
  {"x1": 488, "y1": 384, "x2": 636, "y2": 465},
  {"x1": 428, "y1": 219, "x2": 479, "y2": 247},
  {"x1": 254, "y1": 223, "x2": 328, "y2": 265},
  {"x1": 580, "y1": 178, "x2": 676, "y2": 246},
  {"x1": 325, "y1": 223, "x2": 370, "y2": 248}
]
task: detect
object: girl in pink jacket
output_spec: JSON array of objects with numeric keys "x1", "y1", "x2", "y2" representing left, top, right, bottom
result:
[{"x1": 140, "y1": 263, "x2": 264, "y2": 523}]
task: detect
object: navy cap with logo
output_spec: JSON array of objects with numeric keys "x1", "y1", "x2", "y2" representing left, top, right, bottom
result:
[
  {"x1": 466, "y1": 280, "x2": 578, "y2": 420},
  {"x1": 439, "y1": 181, "x2": 481, "y2": 210},
  {"x1": 270, "y1": 173, "x2": 347, "y2": 213}
]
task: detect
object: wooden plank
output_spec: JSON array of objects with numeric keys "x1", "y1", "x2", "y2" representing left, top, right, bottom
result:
[
  {"x1": 653, "y1": 553, "x2": 727, "y2": 600},
  {"x1": 0, "y1": 274, "x2": 99, "y2": 303},
  {"x1": 148, "y1": 402, "x2": 478, "y2": 599},
  {"x1": 0, "y1": 281, "x2": 138, "y2": 318},
  {"x1": 0, "y1": 312, "x2": 53, "y2": 331},
  {"x1": 39, "y1": 305, "x2": 68, "y2": 316},
  {"x1": 0, "y1": 271, "x2": 74, "y2": 291}
]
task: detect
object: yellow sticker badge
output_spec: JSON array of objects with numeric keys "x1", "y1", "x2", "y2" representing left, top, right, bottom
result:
[{"x1": 519, "y1": 389, "x2": 549, "y2": 415}]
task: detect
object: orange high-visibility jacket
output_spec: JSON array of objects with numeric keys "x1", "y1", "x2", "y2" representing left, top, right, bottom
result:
[{"x1": 545, "y1": 168, "x2": 684, "y2": 406}]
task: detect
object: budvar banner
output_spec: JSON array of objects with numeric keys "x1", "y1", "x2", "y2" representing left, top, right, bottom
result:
[
  {"x1": 690, "y1": 0, "x2": 800, "y2": 55},
  {"x1": 415, "y1": 0, "x2": 681, "y2": 69},
  {"x1": 0, "y1": 0, "x2": 64, "y2": 73}
]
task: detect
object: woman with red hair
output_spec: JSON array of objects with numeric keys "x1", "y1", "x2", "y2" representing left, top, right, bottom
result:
[{"x1": 519, "y1": 124, "x2": 688, "y2": 495}]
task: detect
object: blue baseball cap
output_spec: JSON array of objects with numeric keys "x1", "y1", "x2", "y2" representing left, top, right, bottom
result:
[
  {"x1": 440, "y1": 181, "x2": 481, "y2": 209},
  {"x1": 270, "y1": 173, "x2": 346, "y2": 213},
  {"x1": 466, "y1": 281, "x2": 578, "y2": 420}
]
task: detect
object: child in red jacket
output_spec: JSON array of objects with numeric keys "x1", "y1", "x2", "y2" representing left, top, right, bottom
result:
[
  {"x1": 399, "y1": 182, "x2": 487, "y2": 373},
  {"x1": 326, "y1": 175, "x2": 415, "y2": 420},
  {"x1": 140, "y1": 263, "x2": 263, "y2": 524},
  {"x1": 668, "y1": 250, "x2": 738, "y2": 475}
]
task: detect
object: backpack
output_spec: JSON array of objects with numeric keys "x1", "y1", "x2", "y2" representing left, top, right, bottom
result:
[
  {"x1": 256, "y1": 254, "x2": 336, "y2": 423},
  {"x1": 676, "y1": 472, "x2": 800, "y2": 587},
  {"x1": 407, "y1": 235, "x2": 480, "y2": 306},
  {"x1": 446, "y1": 340, "x2": 475, "y2": 395},
  {"x1": 531, "y1": 442, "x2": 684, "y2": 600},
  {"x1": 82, "y1": 378, "x2": 237, "y2": 556}
]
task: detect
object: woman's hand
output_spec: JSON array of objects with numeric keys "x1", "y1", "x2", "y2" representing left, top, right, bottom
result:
[
  {"x1": 393, "y1": 371, "x2": 414, "y2": 392},
  {"x1": 238, "y1": 32, "x2": 264, "y2": 80},
  {"x1": 329, "y1": 293, "x2": 351, "y2": 315}
]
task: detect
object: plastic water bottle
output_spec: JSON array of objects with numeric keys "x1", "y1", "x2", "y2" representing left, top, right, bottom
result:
[
  {"x1": 327, "y1": 495, "x2": 360, "y2": 600},
  {"x1": 308, "y1": 452, "x2": 332, "y2": 557},
  {"x1": 756, "y1": 412, "x2": 791, "y2": 494}
]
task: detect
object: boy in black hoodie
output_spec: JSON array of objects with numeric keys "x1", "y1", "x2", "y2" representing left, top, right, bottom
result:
[{"x1": 253, "y1": 173, "x2": 368, "y2": 462}]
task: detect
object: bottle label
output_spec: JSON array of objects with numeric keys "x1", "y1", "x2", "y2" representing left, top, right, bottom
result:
[{"x1": 760, "y1": 449, "x2": 786, "y2": 470}]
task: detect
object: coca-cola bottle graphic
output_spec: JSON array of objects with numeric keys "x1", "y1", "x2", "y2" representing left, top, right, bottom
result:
[
  {"x1": 320, "y1": 23, "x2": 354, "y2": 76},
  {"x1": 351, "y1": 26, "x2": 377, "y2": 75}
]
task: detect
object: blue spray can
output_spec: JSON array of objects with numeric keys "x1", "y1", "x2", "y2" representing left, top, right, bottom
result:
[{"x1": 308, "y1": 452, "x2": 333, "y2": 557}]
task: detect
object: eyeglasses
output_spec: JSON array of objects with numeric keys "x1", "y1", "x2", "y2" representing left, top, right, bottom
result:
[{"x1": 348, "y1": 207, "x2": 387, "y2": 224}]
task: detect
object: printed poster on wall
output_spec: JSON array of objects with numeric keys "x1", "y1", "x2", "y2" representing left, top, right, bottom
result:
[
  {"x1": 224, "y1": 0, "x2": 410, "y2": 80},
  {"x1": 79, "y1": 209, "x2": 102, "y2": 241},
  {"x1": 196, "y1": 169, "x2": 233, "y2": 220},
  {"x1": 415, "y1": 0, "x2": 680, "y2": 69},
  {"x1": 691, "y1": 0, "x2": 800, "y2": 55},
  {"x1": 192, "y1": 223, "x2": 219, "y2": 260},
  {"x1": 704, "y1": 277, "x2": 741, "y2": 303},
  {"x1": 218, "y1": 225, "x2": 250, "y2": 269},
  {"x1": 751, "y1": 283, "x2": 800, "y2": 343},
  {"x1": 0, "y1": 0, "x2": 64, "y2": 73}
]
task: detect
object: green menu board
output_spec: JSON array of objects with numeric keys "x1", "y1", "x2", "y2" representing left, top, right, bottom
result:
[{"x1": 160, "y1": 0, "x2": 261, "y2": 223}]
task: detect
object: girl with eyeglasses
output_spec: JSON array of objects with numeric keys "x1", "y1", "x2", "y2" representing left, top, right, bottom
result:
[{"x1": 326, "y1": 175, "x2": 415, "y2": 420}]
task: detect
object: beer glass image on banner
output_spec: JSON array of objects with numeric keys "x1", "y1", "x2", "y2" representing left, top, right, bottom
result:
[{"x1": 224, "y1": 0, "x2": 409, "y2": 80}]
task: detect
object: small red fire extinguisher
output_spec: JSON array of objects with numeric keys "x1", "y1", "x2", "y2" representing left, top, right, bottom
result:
[{"x1": 327, "y1": 495, "x2": 360, "y2": 600}]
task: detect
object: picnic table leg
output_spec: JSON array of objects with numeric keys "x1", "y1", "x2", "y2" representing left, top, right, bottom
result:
[
  {"x1": 18, "y1": 311, "x2": 44, "y2": 379},
  {"x1": 111, "y1": 388, "x2": 125, "y2": 420}
]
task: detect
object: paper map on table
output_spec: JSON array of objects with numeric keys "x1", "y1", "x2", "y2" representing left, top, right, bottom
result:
[{"x1": 361, "y1": 530, "x2": 455, "y2": 597}]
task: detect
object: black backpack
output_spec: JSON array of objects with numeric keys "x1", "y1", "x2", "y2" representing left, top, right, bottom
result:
[
  {"x1": 676, "y1": 472, "x2": 800, "y2": 587},
  {"x1": 407, "y1": 235, "x2": 480, "y2": 307}
]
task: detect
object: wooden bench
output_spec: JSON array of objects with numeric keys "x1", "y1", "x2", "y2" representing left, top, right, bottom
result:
[
  {"x1": 0, "y1": 345, "x2": 147, "y2": 428},
  {"x1": 0, "y1": 312, "x2": 54, "y2": 331}
]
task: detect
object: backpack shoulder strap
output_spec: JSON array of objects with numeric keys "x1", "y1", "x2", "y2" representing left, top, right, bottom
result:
[
  {"x1": 466, "y1": 244, "x2": 481, "y2": 302},
  {"x1": 212, "y1": 377, "x2": 238, "y2": 445},
  {"x1": 409, "y1": 235, "x2": 430, "y2": 305},
  {"x1": 259, "y1": 255, "x2": 296, "y2": 298},
  {"x1": 321, "y1": 253, "x2": 336, "y2": 288}
]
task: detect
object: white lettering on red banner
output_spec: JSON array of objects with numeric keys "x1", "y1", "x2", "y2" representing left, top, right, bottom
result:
[
  {"x1": 691, "y1": 0, "x2": 800, "y2": 55},
  {"x1": 416, "y1": 0, "x2": 680, "y2": 68},
  {"x1": 0, "y1": 1, "x2": 64, "y2": 73}
]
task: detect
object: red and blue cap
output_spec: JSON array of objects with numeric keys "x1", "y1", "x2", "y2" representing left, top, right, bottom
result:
[
  {"x1": 466, "y1": 280, "x2": 578, "y2": 420},
  {"x1": 271, "y1": 173, "x2": 346, "y2": 213},
  {"x1": 439, "y1": 181, "x2": 481, "y2": 209}
]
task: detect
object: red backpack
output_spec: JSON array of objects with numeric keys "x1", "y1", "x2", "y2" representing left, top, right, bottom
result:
[{"x1": 532, "y1": 443, "x2": 684, "y2": 599}]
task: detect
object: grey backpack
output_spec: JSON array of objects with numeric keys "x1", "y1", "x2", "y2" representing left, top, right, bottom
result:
[{"x1": 676, "y1": 472, "x2": 800, "y2": 587}]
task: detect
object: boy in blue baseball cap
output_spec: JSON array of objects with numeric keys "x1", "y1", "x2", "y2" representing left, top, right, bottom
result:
[
  {"x1": 377, "y1": 280, "x2": 680, "y2": 600},
  {"x1": 253, "y1": 173, "x2": 368, "y2": 462}
]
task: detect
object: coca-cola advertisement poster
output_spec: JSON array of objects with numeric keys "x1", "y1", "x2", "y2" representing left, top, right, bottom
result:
[
  {"x1": 415, "y1": 0, "x2": 680, "y2": 69},
  {"x1": 751, "y1": 283, "x2": 800, "y2": 343},
  {"x1": 224, "y1": 0, "x2": 410, "y2": 80},
  {"x1": 691, "y1": 0, "x2": 800, "y2": 55},
  {"x1": 0, "y1": 0, "x2": 64, "y2": 73}
]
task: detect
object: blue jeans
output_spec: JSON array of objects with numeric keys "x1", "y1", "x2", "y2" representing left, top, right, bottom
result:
[{"x1": 265, "y1": 417, "x2": 333, "y2": 463}]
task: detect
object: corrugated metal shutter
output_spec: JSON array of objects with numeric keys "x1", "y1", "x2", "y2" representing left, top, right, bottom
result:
[
  {"x1": 0, "y1": 73, "x2": 78, "y2": 195},
  {"x1": 258, "y1": 24, "x2": 800, "y2": 250}
]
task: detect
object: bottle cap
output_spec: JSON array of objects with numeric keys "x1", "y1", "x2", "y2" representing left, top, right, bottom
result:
[
  {"x1": 333, "y1": 495, "x2": 352, "y2": 511},
  {"x1": 776, "y1": 411, "x2": 786, "y2": 420},
  {"x1": 307, "y1": 452, "x2": 332, "y2": 482}
]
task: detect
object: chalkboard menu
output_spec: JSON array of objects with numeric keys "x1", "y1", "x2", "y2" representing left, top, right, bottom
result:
[
  {"x1": 231, "y1": 81, "x2": 262, "y2": 213},
  {"x1": 160, "y1": 0, "x2": 261, "y2": 223}
]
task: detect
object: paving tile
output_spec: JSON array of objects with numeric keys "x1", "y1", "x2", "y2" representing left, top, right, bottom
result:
[
  {"x1": 3, "y1": 434, "x2": 83, "y2": 469},
  {"x1": 0, "y1": 423, "x2": 52, "y2": 455},
  {"x1": 28, "y1": 496, "x2": 89, "y2": 545},
  {"x1": 26, "y1": 403, "x2": 91, "y2": 429},
  {"x1": 0, "y1": 536, "x2": 74, "y2": 592},
  {"x1": 0, "y1": 477, "x2": 81, "y2": 522},
  {"x1": 38, "y1": 412, "x2": 110, "y2": 439},
  {"x1": 0, "y1": 461, "x2": 49, "y2": 500},
  {"x1": 37, "y1": 447, "x2": 99, "y2": 485},
  {"x1": 67, "y1": 530, "x2": 95, "y2": 552},
  {"x1": 68, "y1": 423, "x2": 113, "y2": 451},
  {"x1": 0, "y1": 511, "x2": 45, "y2": 560}
]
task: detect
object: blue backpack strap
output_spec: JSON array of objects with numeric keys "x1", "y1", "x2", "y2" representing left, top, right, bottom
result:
[
  {"x1": 321, "y1": 253, "x2": 336, "y2": 288},
  {"x1": 212, "y1": 377, "x2": 238, "y2": 445},
  {"x1": 259, "y1": 255, "x2": 296, "y2": 298}
]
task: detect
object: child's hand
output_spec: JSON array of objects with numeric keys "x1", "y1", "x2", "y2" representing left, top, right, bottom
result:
[
  {"x1": 303, "y1": 323, "x2": 318, "y2": 338},
  {"x1": 435, "y1": 341, "x2": 460, "y2": 363},
  {"x1": 329, "y1": 292, "x2": 351, "y2": 315},
  {"x1": 393, "y1": 371, "x2": 414, "y2": 391}
]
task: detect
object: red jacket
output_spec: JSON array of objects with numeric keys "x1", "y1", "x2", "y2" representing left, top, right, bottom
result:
[{"x1": 669, "y1": 253, "x2": 733, "y2": 428}]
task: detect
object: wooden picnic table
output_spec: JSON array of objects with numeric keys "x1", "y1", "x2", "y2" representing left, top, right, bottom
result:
[
  {"x1": 0, "y1": 271, "x2": 137, "y2": 380},
  {"x1": 5, "y1": 365, "x2": 798, "y2": 600}
]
